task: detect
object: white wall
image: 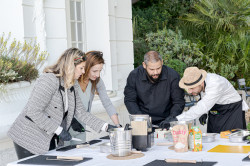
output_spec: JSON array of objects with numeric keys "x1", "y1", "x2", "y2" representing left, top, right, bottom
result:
[
  {"x1": 0, "y1": 0, "x2": 24, "y2": 41},
  {"x1": 20, "y1": 0, "x2": 134, "y2": 92},
  {"x1": 110, "y1": 0, "x2": 134, "y2": 91},
  {"x1": 0, "y1": 0, "x2": 133, "y2": 143},
  {"x1": 21, "y1": 0, "x2": 68, "y2": 65},
  {"x1": 85, "y1": 0, "x2": 134, "y2": 91},
  {"x1": 85, "y1": 0, "x2": 114, "y2": 90},
  {"x1": 44, "y1": 0, "x2": 68, "y2": 64}
]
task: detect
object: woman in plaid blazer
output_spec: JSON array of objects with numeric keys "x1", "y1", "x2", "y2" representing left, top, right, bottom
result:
[{"x1": 8, "y1": 48, "x2": 115, "y2": 159}]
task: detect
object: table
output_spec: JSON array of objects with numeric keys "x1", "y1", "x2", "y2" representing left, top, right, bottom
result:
[{"x1": 7, "y1": 135, "x2": 250, "y2": 166}]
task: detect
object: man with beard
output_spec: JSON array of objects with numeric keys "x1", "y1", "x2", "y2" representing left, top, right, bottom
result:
[
  {"x1": 124, "y1": 51, "x2": 185, "y2": 129},
  {"x1": 164, "y1": 67, "x2": 249, "y2": 133}
]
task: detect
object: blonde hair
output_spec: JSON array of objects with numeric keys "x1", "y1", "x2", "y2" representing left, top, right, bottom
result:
[
  {"x1": 79, "y1": 51, "x2": 104, "y2": 93},
  {"x1": 44, "y1": 48, "x2": 86, "y2": 89}
]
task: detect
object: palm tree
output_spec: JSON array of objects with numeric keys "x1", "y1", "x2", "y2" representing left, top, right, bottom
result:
[{"x1": 180, "y1": 0, "x2": 250, "y2": 76}]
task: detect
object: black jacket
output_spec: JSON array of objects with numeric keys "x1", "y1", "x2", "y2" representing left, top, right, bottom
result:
[{"x1": 124, "y1": 65, "x2": 185, "y2": 124}]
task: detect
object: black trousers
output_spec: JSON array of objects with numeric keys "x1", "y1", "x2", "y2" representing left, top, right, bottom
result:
[{"x1": 14, "y1": 135, "x2": 58, "y2": 160}]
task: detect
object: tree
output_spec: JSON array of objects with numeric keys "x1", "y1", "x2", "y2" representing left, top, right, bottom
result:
[{"x1": 180, "y1": 0, "x2": 250, "y2": 83}]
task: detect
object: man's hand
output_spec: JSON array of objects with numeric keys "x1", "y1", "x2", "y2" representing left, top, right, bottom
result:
[
  {"x1": 106, "y1": 124, "x2": 117, "y2": 132},
  {"x1": 59, "y1": 129, "x2": 72, "y2": 141},
  {"x1": 159, "y1": 116, "x2": 177, "y2": 130},
  {"x1": 71, "y1": 117, "x2": 85, "y2": 132},
  {"x1": 199, "y1": 114, "x2": 207, "y2": 125}
]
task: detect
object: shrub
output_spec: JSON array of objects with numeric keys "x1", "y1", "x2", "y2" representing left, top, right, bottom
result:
[
  {"x1": 0, "y1": 33, "x2": 49, "y2": 89},
  {"x1": 166, "y1": 59, "x2": 187, "y2": 77},
  {"x1": 133, "y1": 5, "x2": 170, "y2": 39},
  {"x1": 145, "y1": 29, "x2": 240, "y2": 85},
  {"x1": 180, "y1": 0, "x2": 250, "y2": 85},
  {"x1": 133, "y1": 38, "x2": 150, "y2": 68},
  {"x1": 132, "y1": 0, "x2": 196, "y2": 39},
  {"x1": 146, "y1": 29, "x2": 204, "y2": 67}
]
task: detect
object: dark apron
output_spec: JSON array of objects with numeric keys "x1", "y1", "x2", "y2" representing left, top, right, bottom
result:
[{"x1": 207, "y1": 100, "x2": 246, "y2": 133}]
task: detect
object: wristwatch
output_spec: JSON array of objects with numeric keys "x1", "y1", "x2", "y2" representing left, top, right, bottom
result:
[{"x1": 116, "y1": 124, "x2": 122, "y2": 128}]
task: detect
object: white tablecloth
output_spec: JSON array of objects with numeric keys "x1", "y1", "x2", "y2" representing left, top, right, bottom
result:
[{"x1": 7, "y1": 135, "x2": 250, "y2": 166}]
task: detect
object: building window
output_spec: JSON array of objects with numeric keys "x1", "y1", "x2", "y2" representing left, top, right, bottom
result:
[{"x1": 67, "y1": 0, "x2": 85, "y2": 51}]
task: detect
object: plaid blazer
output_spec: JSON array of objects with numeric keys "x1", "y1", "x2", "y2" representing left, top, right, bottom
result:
[{"x1": 8, "y1": 73, "x2": 105, "y2": 154}]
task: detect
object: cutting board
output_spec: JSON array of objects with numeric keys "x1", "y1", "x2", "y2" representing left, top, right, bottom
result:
[
  {"x1": 56, "y1": 139, "x2": 101, "y2": 151},
  {"x1": 100, "y1": 135, "x2": 110, "y2": 139},
  {"x1": 17, "y1": 155, "x2": 92, "y2": 165},
  {"x1": 208, "y1": 145, "x2": 250, "y2": 153},
  {"x1": 242, "y1": 155, "x2": 250, "y2": 161}
]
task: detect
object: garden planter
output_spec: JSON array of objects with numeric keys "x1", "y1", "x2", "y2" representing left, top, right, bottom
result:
[{"x1": 0, "y1": 81, "x2": 34, "y2": 140}]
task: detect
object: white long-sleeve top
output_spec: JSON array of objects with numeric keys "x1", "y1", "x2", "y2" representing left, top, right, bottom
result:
[{"x1": 177, "y1": 73, "x2": 249, "y2": 121}]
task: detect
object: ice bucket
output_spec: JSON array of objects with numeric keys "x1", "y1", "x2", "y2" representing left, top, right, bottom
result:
[{"x1": 108, "y1": 128, "x2": 132, "y2": 157}]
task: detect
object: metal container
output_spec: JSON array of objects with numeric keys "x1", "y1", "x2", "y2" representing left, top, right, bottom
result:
[
  {"x1": 129, "y1": 114, "x2": 150, "y2": 121},
  {"x1": 109, "y1": 128, "x2": 132, "y2": 157},
  {"x1": 99, "y1": 142, "x2": 111, "y2": 153},
  {"x1": 229, "y1": 130, "x2": 250, "y2": 143},
  {"x1": 202, "y1": 133, "x2": 217, "y2": 143},
  {"x1": 147, "y1": 132, "x2": 154, "y2": 148}
]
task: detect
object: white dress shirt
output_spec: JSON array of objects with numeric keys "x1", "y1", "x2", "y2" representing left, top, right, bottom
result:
[{"x1": 177, "y1": 73, "x2": 249, "y2": 121}]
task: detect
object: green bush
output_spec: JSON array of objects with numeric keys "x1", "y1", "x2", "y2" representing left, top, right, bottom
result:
[
  {"x1": 132, "y1": 0, "x2": 249, "y2": 86},
  {"x1": 145, "y1": 28, "x2": 240, "y2": 84},
  {"x1": 0, "y1": 33, "x2": 49, "y2": 89},
  {"x1": 146, "y1": 29, "x2": 204, "y2": 67},
  {"x1": 180, "y1": 0, "x2": 250, "y2": 85},
  {"x1": 167, "y1": 59, "x2": 187, "y2": 77},
  {"x1": 132, "y1": 0, "x2": 196, "y2": 39},
  {"x1": 133, "y1": 5, "x2": 170, "y2": 39},
  {"x1": 133, "y1": 38, "x2": 150, "y2": 68}
]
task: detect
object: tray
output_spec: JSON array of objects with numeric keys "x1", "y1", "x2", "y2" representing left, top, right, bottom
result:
[
  {"x1": 229, "y1": 131, "x2": 250, "y2": 143},
  {"x1": 202, "y1": 133, "x2": 217, "y2": 143}
]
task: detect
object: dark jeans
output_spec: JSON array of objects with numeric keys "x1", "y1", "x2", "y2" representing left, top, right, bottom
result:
[{"x1": 14, "y1": 135, "x2": 58, "y2": 160}]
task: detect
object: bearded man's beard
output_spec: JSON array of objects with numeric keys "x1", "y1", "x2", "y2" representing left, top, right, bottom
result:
[{"x1": 145, "y1": 70, "x2": 162, "y2": 83}]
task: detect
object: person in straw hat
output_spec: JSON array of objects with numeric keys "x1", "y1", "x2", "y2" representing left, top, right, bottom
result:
[
  {"x1": 124, "y1": 51, "x2": 185, "y2": 129},
  {"x1": 172, "y1": 67, "x2": 248, "y2": 133}
]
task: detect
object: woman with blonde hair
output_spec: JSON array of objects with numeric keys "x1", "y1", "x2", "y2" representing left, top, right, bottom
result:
[
  {"x1": 8, "y1": 48, "x2": 115, "y2": 159},
  {"x1": 75, "y1": 51, "x2": 121, "y2": 129}
]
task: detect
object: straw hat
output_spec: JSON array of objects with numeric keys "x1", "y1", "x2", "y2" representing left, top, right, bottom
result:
[{"x1": 179, "y1": 67, "x2": 207, "y2": 90}]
